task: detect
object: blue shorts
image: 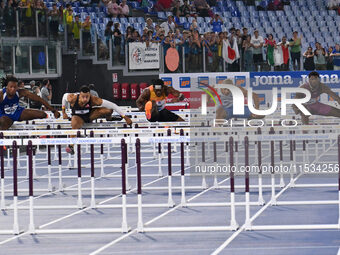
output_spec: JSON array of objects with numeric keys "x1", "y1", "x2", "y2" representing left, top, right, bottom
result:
[
  {"x1": 224, "y1": 106, "x2": 252, "y2": 119},
  {"x1": 0, "y1": 107, "x2": 25, "y2": 121}
]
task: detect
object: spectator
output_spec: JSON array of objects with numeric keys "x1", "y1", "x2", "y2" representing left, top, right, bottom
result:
[
  {"x1": 29, "y1": 80, "x2": 36, "y2": 92},
  {"x1": 88, "y1": 84, "x2": 99, "y2": 97},
  {"x1": 0, "y1": 2, "x2": 4, "y2": 18},
  {"x1": 240, "y1": 27, "x2": 249, "y2": 70},
  {"x1": 242, "y1": 34, "x2": 254, "y2": 71},
  {"x1": 125, "y1": 26, "x2": 134, "y2": 43},
  {"x1": 19, "y1": 0, "x2": 34, "y2": 36},
  {"x1": 160, "y1": 15, "x2": 176, "y2": 35},
  {"x1": 250, "y1": 30, "x2": 264, "y2": 71},
  {"x1": 155, "y1": 0, "x2": 174, "y2": 12},
  {"x1": 113, "y1": 22, "x2": 122, "y2": 64},
  {"x1": 172, "y1": 0, "x2": 182, "y2": 17},
  {"x1": 289, "y1": 31, "x2": 302, "y2": 71},
  {"x1": 326, "y1": 46, "x2": 334, "y2": 70},
  {"x1": 330, "y1": 43, "x2": 340, "y2": 70},
  {"x1": 104, "y1": 20, "x2": 113, "y2": 47},
  {"x1": 327, "y1": 0, "x2": 340, "y2": 10},
  {"x1": 190, "y1": 30, "x2": 202, "y2": 72},
  {"x1": 72, "y1": 15, "x2": 81, "y2": 50},
  {"x1": 180, "y1": 0, "x2": 191, "y2": 17},
  {"x1": 227, "y1": 28, "x2": 240, "y2": 71},
  {"x1": 35, "y1": 0, "x2": 47, "y2": 36},
  {"x1": 202, "y1": 32, "x2": 213, "y2": 71},
  {"x1": 41, "y1": 79, "x2": 52, "y2": 107},
  {"x1": 314, "y1": 42, "x2": 327, "y2": 70},
  {"x1": 180, "y1": 30, "x2": 191, "y2": 71},
  {"x1": 3, "y1": 0, "x2": 16, "y2": 36},
  {"x1": 216, "y1": 31, "x2": 225, "y2": 71},
  {"x1": 82, "y1": 16, "x2": 93, "y2": 53},
  {"x1": 268, "y1": 0, "x2": 284, "y2": 10},
  {"x1": 210, "y1": 14, "x2": 223, "y2": 33},
  {"x1": 236, "y1": 29, "x2": 243, "y2": 52},
  {"x1": 29, "y1": 85, "x2": 42, "y2": 109},
  {"x1": 17, "y1": 80, "x2": 28, "y2": 108},
  {"x1": 189, "y1": 18, "x2": 198, "y2": 31},
  {"x1": 65, "y1": 5, "x2": 74, "y2": 49},
  {"x1": 48, "y1": 3, "x2": 59, "y2": 39},
  {"x1": 277, "y1": 36, "x2": 290, "y2": 71},
  {"x1": 264, "y1": 34, "x2": 276, "y2": 68},
  {"x1": 303, "y1": 46, "x2": 315, "y2": 71},
  {"x1": 209, "y1": 32, "x2": 218, "y2": 71},
  {"x1": 107, "y1": 0, "x2": 119, "y2": 18},
  {"x1": 145, "y1": 18, "x2": 155, "y2": 32},
  {"x1": 119, "y1": 0, "x2": 129, "y2": 17},
  {"x1": 132, "y1": 30, "x2": 141, "y2": 42},
  {"x1": 194, "y1": 0, "x2": 211, "y2": 17}
]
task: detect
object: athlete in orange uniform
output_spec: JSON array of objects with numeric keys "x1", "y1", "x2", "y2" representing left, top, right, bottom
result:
[{"x1": 136, "y1": 79, "x2": 185, "y2": 122}]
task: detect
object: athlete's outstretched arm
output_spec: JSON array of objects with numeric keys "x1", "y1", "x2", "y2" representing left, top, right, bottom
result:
[
  {"x1": 62, "y1": 93, "x2": 77, "y2": 119},
  {"x1": 322, "y1": 84, "x2": 340, "y2": 105},
  {"x1": 167, "y1": 87, "x2": 185, "y2": 103},
  {"x1": 91, "y1": 96, "x2": 132, "y2": 125},
  {"x1": 136, "y1": 89, "x2": 151, "y2": 111},
  {"x1": 19, "y1": 89, "x2": 60, "y2": 118}
]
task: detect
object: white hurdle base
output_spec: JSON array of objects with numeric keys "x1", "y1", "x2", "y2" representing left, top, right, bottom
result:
[
  {"x1": 0, "y1": 230, "x2": 21, "y2": 235},
  {"x1": 34, "y1": 228, "x2": 129, "y2": 234},
  {"x1": 142, "y1": 226, "x2": 236, "y2": 232},
  {"x1": 250, "y1": 224, "x2": 340, "y2": 230},
  {"x1": 274, "y1": 200, "x2": 339, "y2": 205}
]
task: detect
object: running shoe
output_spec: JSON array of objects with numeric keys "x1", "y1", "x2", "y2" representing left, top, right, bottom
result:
[{"x1": 66, "y1": 145, "x2": 75, "y2": 155}]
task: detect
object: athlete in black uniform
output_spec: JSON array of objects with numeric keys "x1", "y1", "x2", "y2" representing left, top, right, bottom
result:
[{"x1": 62, "y1": 85, "x2": 132, "y2": 154}]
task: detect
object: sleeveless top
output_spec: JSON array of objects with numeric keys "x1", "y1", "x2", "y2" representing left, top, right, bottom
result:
[
  {"x1": 300, "y1": 82, "x2": 322, "y2": 104},
  {"x1": 149, "y1": 85, "x2": 167, "y2": 111},
  {"x1": 71, "y1": 94, "x2": 92, "y2": 115},
  {"x1": 0, "y1": 87, "x2": 21, "y2": 115}
]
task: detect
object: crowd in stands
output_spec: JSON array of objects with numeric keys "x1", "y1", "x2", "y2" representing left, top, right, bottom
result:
[{"x1": 0, "y1": 0, "x2": 339, "y2": 72}]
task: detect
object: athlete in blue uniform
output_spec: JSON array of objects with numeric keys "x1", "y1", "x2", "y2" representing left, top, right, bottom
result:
[
  {"x1": 0, "y1": 75, "x2": 60, "y2": 130},
  {"x1": 215, "y1": 79, "x2": 263, "y2": 120}
]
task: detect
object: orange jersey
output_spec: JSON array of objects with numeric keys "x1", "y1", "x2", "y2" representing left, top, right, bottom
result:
[{"x1": 149, "y1": 85, "x2": 167, "y2": 111}]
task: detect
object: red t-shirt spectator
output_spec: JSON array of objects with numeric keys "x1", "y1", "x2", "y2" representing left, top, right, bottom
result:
[{"x1": 157, "y1": 0, "x2": 173, "y2": 10}]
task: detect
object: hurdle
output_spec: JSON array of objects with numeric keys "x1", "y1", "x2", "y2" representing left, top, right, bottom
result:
[{"x1": 26, "y1": 138, "x2": 131, "y2": 234}]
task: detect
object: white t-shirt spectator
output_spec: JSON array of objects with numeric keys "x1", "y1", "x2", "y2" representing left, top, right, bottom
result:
[
  {"x1": 160, "y1": 21, "x2": 176, "y2": 35},
  {"x1": 41, "y1": 86, "x2": 51, "y2": 104},
  {"x1": 251, "y1": 35, "x2": 264, "y2": 55},
  {"x1": 328, "y1": 0, "x2": 340, "y2": 8}
]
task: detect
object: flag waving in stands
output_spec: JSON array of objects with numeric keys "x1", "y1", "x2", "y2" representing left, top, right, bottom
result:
[{"x1": 222, "y1": 37, "x2": 240, "y2": 64}]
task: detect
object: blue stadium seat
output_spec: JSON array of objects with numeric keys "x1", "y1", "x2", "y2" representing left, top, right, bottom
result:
[
  {"x1": 157, "y1": 12, "x2": 166, "y2": 20},
  {"x1": 128, "y1": 17, "x2": 136, "y2": 23},
  {"x1": 183, "y1": 22, "x2": 190, "y2": 30},
  {"x1": 328, "y1": 10, "x2": 337, "y2": 16},
  {"x1": 120, "y1": 17, "x2": 128, "y2": 24},
  {"x1": 197, "y1": 17, "x2": 204, "y2": 24},
  {"x1": 179, "y1": 17, "x2": 187, "y2": 23},
  {"x1": 133, "y1": 23, "x2": 140, "y2": 30},
  {"x1": 137, "y1": 17, "x2": 145, "y2": 23},
  {"x1": 129, "y1": 1, "x2": 140, "y2": 9},
  {"x1": 188, "y1": 17, "x2": 195, "y2": 23},
  {"x1": 103, "y1": 17, "x2": 110, "y2": 24}
]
